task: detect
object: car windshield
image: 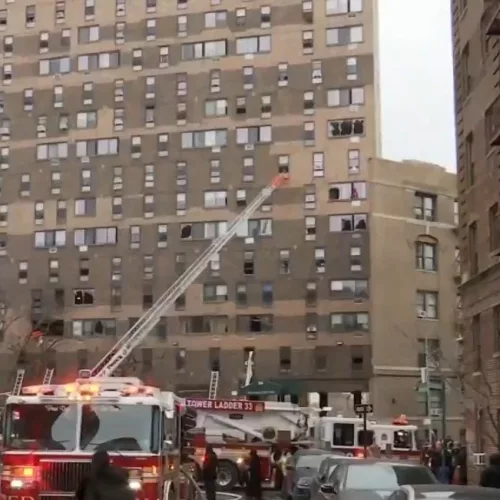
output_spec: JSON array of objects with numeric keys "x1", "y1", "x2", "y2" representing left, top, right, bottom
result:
[
  {"x1": 296, "y1": 454, "x2": 330, "y2": 469},
  {"x1": 79, "y1": 404, "x2": 161, "y2": 453},
  {"x1": 345, "y1": 465, "x2": 436, "y2": 490},
  {"x1": 3, "y1": 403, "x2": 77, "y2": 451}
]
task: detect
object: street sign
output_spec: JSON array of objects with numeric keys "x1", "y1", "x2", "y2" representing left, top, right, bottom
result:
[{"x1": 354, "y1": 403, "x2": 374, "y2": 415}]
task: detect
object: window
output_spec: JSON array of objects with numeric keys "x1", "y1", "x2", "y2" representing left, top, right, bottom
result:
[
  {"x1": 34, "y1": 230, "x2": 66, "y2": 249},
  {"x1": 55, "y1": 1, "x2": 66, "y2": 23},
  {"x1": 417, "y1": 291, "x2": 438, "y2": 319},
  {"x1": 330, "y1": 313, "x2": 369, "y2": 332},
  {"x1": 326, "y1": 0, "x2": 363, "y2": 15},
  {"x1": 157, "y1": 224, "x2": 168, "y2": 247},
  {"x1": 243, "y1": 251, "x2": 254, "y2": 275},
  {"x1": 348, "y1": 149, "x2": 360, "y2": 174},
  {"x1": 39, "y1": 57, "x2": 70, "y2": 76},
  {"x1": 203, "y1": 283, "x2": 228, "y2": 302},
  {"x1": 327, "y1": 87, "x2": 365, "y2": 107},
  {"x1": 3, "y1": 36, "x2": 13, "y2": 56},
  {"x1": 115, "y1": 22, "x2": 125, "y2": 44},
  {"x1": 236, "y1": 219, "x2": 272, "y2": 238},
  {"x1": 347, "y1": 57, "x2": 358, "y2": 79},
  {"x1": 78, "y1": 25, "x2": 100, "y2": 43},
  {"x1": 414, "y1": 192, "x2": 436, "y2": 221},
  {"x1": 177, "y1": 15, "x2": 187, "y2": 35},
  {"x1": 205, "y1": 10, "x2": 227, "y2": 28},
  {"x1": 82, "y1": 82, "x2": 93, "y2": 105},
  {"x1": 80, "y1": 169, "x2": 92, "y2": 192},
  {"x1": 237, "y1": 315, "x2": 273, "y2": 333},
  {"x1": 21, "y1": 175, "x2": 31, "y2": 197},
  {"x1": 205, "y1": 99, "x2": 228, "y2": 117},
  {"x1": 236, "y1": 35, "x2": 271, "y2": 54},
  {"x1": 181, "y1": 129, "x2": 227, "y2": 149},
  {"x1": 74, "y1": 198, "x2": 96, "y2": 217},
  {"x1": 37, "y1": 142, "x2": 68, "y2": 160},
  {"x1": 132, "y1": 48, "x2": 143, "y2": 70},
  {"x1": 302, "y1": 31, "x2": 314, "y2": 53},
  {"x1": 416, "y1": 241, "x2": 437, "y2": 271},
  {"x1": 159, "y1": 46, "x2": 169, "y2": 68},
  {"x1": 209, "y1": 69, "x2": 221, "y2": 93},
  {"x1": 116, "y1": 0, "x2": 126, "y2": 16},
  {"x1": 74, "y1": 227, "x2": 117, "y2": 247},
  {"x1": 76, "y1": 138, "x2": 119, "y2": 157},
  {"x1": 329, "y1": 214, "x2": 368, "y2": 232},
  {"x1": 18, "y1": 261, "x2": 28, "y2": 283},
  {"x1": 77, "y1": 52, "x2": 120, "y2": 71},
  {"x1": 73, "y1": 289, "x2": 94, "y2": 306},
  {"x1": 236, "y1": 284, "x2": 247, "y2": 306},
  {"x1": 236, "y1": 126, "x2": 272, "y2": 145},
  {"x1": 146, "y1": 18, "x2": 156, "y2": 40},
  {"x1": 0, "y1": 204, "x2": 7, "y2": 225},
  {"x1": 84, "y1": 0, "x2": 95, "y2": 19},
  {"x1": 328, "y1": 182, "x2": 366, "y2": 201},
  {"x1": 328, "y1": 119, "x2": 364, "y2": 138},
  {"x1": 417, "y1": 338, "x2": 441, "y2": 368},
  {"x1": 26, "y1": 5, "x2": 36, "y2": 27},
  {"x1": 326, "y1": 26, "x2": 363, "y2": 45},
  {"x1": 315, "y1": 248, "x2": 326, "y2": 273},
  {"x1": 243, "y1": 66, "x2": 255, "y2": 89},
  {"x1": 279, "y1": 346, "x2": 291, "y2": 371},
  {"x1": 236, "y1": 7, "x2": 246, "y2": 25},
  {"x1": 72, "y1": 319, "x2": 116, "y2": 337},
  {"x1": 2, "y1": 63, "x2": 12, "y2": 83},
  {"x1": 76, "y1": 111, "x2": 97, "y2": 129},
  {"x1": 279, "y1": 249, "x2": 290, "y2": 274},
  {"x1": 330, "y1": 280, "x2": 368, "y2": 299},
  {"x1": 182, "y1": 40, "x2": 227, "y2": 60},
  {"x1": 204, "y1": 190, "x2": 227, "y2": 208},
  {"x1": 262, "y1": 282, "x2": 273, "y2": 305}
]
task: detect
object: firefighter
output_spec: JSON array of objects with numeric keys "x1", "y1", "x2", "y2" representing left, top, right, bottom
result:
[
  {"x1": 246, "y1": 449, "x2": 263, "y2": 500},
  {"x1": 76, "y1": 450, "x2": 132, "y2": 500},
  {"x1": 202, "y1": 445, "x2": 218, "y2": 500}
]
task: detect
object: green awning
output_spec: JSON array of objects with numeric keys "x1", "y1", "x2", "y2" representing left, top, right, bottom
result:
[{"x1": 239, "y1": 379, "x2": 301, "y2": 396}]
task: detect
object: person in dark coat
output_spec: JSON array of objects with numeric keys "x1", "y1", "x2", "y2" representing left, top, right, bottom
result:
[
  {"x1": 480, "y1": 452, "x2": 500, "y2": 489},
  {"x1": 246, "y1": 449, "x2": 262, "y2": 500},
  {"x1": 202, "y1": 445, "x2": 218, "y2": 500},
  {"x1": 76, "y1": 450, "x2": 132, "y2": 500}
]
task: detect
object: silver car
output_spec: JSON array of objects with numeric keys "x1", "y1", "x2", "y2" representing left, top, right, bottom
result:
[{"x1": 387, "y1": 485, "x2": 500, "y2": 500}]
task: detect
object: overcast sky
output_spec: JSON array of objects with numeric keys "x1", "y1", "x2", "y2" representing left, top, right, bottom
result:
[{"x1": 377, "y1": 0, "x2": 456, "y2": 171}]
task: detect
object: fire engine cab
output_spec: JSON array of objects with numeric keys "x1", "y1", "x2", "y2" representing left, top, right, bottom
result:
[
  {"x1": 314, "y1": 414, "x2": 420, "y2": 459},
  {"x1": 1, "y1": 376, "x2": 180, "y2": 500}
]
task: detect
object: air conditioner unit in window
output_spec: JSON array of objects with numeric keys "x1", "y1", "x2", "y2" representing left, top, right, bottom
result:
[
  {"x1": 473, "y1": 453, "x2": 486, "y2": 466},
  {"x1": 306, "y1": 325, "x2": 317, "y2": 333},
  {"x1": 48, "y1": 247, "x2": 58, "y2": 254},
  {"x1": 418, "y1": 309, "x2": 426, "y2": 319}
]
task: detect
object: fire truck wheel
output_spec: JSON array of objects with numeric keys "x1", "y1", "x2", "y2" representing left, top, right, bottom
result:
[{"x1": 216, "y1": 460, "x2": 239, "y2": 491}]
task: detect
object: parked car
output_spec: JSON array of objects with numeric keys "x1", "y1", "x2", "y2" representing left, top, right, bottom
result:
[
  {"x1": 387, "y1": 485, "x2": 500, "y2": 500},
  {"x1": 306, "y1": 456, "x2": 358, "y2": 500},
  {"x1": 313, "y1": 459, "x2": 438, "y2": 500},
  {"x1": 283, "y1": 449, "x2": 332, "y2": 500}
]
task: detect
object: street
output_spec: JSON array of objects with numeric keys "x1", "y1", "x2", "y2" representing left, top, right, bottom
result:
[{"x1": 213, "y1": 492, "x2": 279, "y2": 500}]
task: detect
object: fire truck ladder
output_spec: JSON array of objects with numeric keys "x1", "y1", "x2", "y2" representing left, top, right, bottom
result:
[
  {"x1": 42, "y1": 368, "x2": 55, "y2": 385},
  {"x1": 90, "y1": 174, "x2": 288, "y2": 378},
  {"x1": 12, "y1": 368, "x2": 25, "y2": 396},
  {"x1": 208, "y1": 370, "x2": 219, "y2": 400}
]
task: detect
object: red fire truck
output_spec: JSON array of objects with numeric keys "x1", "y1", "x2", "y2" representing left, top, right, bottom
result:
[
  {"x1": 182, "y1": 397, "x2": 311, "y2": 490},
  {"x1": 0, "y1": 376, "x2": 185, "y2": 500}
]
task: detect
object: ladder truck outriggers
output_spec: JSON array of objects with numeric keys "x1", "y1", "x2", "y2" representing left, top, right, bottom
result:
[{"x1": 0, "y1": 174, "x2": 288, "y2": 500}]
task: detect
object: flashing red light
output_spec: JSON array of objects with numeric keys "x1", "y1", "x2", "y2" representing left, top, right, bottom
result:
[{"x1": 393, "y1": 414, "x2": 409, "y2": 425}]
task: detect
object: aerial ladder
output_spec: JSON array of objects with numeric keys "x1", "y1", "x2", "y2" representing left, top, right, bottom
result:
[
  {"x1": 89, "y1": 174, "x2": 288, "y2": 378},
  {"x1": 42, "y1": 367, "x2": 54, "y2": 385},
  {"x1": 12, "y1": 369, "x2": 25, "y2": 396},
  {"x1": 208, "y1": 370, "x2": 219, "y2": 400}
]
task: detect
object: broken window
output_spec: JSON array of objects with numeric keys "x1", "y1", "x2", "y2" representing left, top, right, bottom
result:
[
  {"x1": 237, "y1": 314, "x2": 273, "y2": 333},
  {"x1": 328, "y1": 118, "x2": 364, "y2": 138},
  {"x1": 328, "y1": 182, "x2": 366, "y2": 201},
  {"x1": 175, "y1": 348, "x2": 186, "y2": 371},
  {"x1": 209, "y1": 347, "x2": 220, "y2": 371},
  {"x1": 142, "y1": 284, "x2": 153, "y2": 309},
  {"x1": 329, "y1": 214, "x2": 367, "y2": 232},
  {"x1": 180, "y1": 315, "x2": 228, "y2": 334},
  {"x1": 73, "y1": 289, "x2": 94, "y2": 306}
]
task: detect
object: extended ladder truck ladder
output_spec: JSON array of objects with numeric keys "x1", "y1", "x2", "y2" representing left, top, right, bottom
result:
[
  {"x1": 12, "y1": 368, "x2": 25, "y2": 396},
  {"x1": 90, "y1": 174, "x2": 288, "y2": 378},
  {"x1": 42, "y1": 368, "x2": 54, "y2": 385},
  {"x1": 208, "y1": 370, "x2": 219, "y2": 400}
]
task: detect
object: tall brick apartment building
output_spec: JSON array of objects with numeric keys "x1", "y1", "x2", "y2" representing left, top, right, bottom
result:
[
  {"x1": 452, "y1": 0, "x2": 500, "y2": 453},
  {"x1": 0, "y1": 0, "x2": 460, "y2": 428}
]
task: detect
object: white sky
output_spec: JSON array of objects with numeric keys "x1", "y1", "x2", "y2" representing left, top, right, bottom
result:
[{"x1": 377, "y1": 0, "x2": 457, "y2": 171}]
